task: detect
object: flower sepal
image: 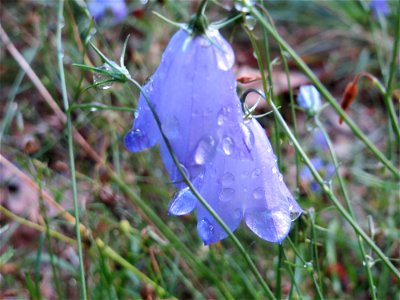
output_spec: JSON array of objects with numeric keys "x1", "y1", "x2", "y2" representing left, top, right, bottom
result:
[{"x1": 73, "y1": 35, "x2": 131, "y2": 90}]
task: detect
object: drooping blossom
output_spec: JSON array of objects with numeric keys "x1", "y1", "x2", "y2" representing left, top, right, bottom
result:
[
  {"x1": 370, "y1": 0, "x2": 390, "y2": 17},
  {"x1": 125, "y1": 29, "x2": 249, "y2": 186},
  {"x1": 125, "y1": 27, "x2": 302, "y2": 244},
  {"x1": 297, "y1": 85, "x2": 321, "y2": 114},
  {"x1": 88, "y1": 0, "x2": 128, "y2": 23}
]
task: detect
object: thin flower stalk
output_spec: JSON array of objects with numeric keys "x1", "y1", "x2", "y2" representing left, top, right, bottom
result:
[
  {"x1": 248, "y1": 5, "x2": 400, "y2": 179},
  {"x1": 315, "y1": 117, "x2": 377, "y2": 299},
  {"x1": 57, "y1": 1, "x2": 87, "y2": 298}
]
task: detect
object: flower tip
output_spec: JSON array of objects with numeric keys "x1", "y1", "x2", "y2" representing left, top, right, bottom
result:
[
  {"x1": 244, "y1": 208, "x2": 292, "y2": 243},
  {"x1": 168, "y1": 187, "x2": 197, "y2": 216},
  {"x1": 124, "y1": 129, "x2": 150, "y2": 152}
]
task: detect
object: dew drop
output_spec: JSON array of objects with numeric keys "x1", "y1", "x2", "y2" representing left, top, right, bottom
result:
[
  {"x1": 125, "y1": 129, "x2": 150, "y2": 152},
  {"x1": 251, "y1": 168, "x2": 261, "y2": 178},
  {"x1": 221, "y1": 172, "x2": 235, "y2": 186},
  {"x1": 272, "y1": 167, "x2": 278, "y2": 174},
  {"x1": 193, "y1": 136, "x2": 216, "y2": 165},
  {"x1": 93, "y1": 64, "x2": 113, "y2": 90},
  {"x1": 162, "y1": 116, "x2": 180, "y2": 139},
  {"x1": 143, "y1": 77, "x2": 154, "y2": 93},
  {"x1": 210, "y1": 31, "x2": 235, "y2": 71},
  {"x1": 222, "y1": 137, "x2": 234, "y2": 155},
  {"x1": 219, "y1": 188, "x2": 235, "y2": 202},
  {"x1": 134, "y1": 110, "x2": 139, "y2": 119},
  {"x1": 290, "y1": 211, "x2": 301, "y2": 222},
  {"x1": 289, "y1": 203, "x2": 301, "y2": 221},
  {"x1": 252, "y1": 188, "x2": 264, "y2": 200},
  {"x1": 245, "y1": 15, "x2": 257, "y2": 30},
  {"x1": 278, "y1": 173, "x2": 283, "y2": 182},
  {"x1": 168, "y1": 187, "x2": 197, "y2": 215},
  {"x1": 234, "y1": 0, "x2": 255, "y2": 12},
  {"x1": 179, "y1": 164, "x2": 190, "y2": 178},
  {"x1": 198, "y1": 218, "x2": 214, "y2": 242},
  {"x1": 240, "y1": 122, "x2": 254, "y2": 150}
]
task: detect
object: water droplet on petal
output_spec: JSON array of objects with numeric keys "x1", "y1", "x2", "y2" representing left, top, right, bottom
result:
[
  {"x1": 168, "y1": 187, "x2": 197, "y2": 215},
  {"x1": 125, "y1": 129, "x2": 150, "y2": 152},
  {"x1": 221, "y1": 172, "x2": 235, "y2": 187},
  {"x1": 193, "y1": 136, "x2": 217, "y2": 165},
  {"x1": 272, "y1": 167, "x2": 278, "y2": 174},
  {"x1": 240, "y1": 123, "x2": 254, "y2": 150},
  {"x1": 162, "y1": 116, "x2": 180, "y2": 139},
  {"x1": 222, "y1": 137, "x2": 234, "y2": 155},
  {"x1": 93, "y1": 63, "x2": 113, "y2": 90},
  {"x1": 288, "y1": 203, "x2": 302, "y2": 221},
  {"x1": 179, "y1": 164, "x2": 190, "y2": 178},
  {"x1": 217, "y1": 106, "x2": 230, "y2": 126},
  {"x1": 251, "y1": 168, "x2": 261, "y2": 178},
  {"x1": 245, "y1": 15, "x2": 257, "y2": 30},
  {"x1": 252, "y1": 188, "x2": 264, "y2": 200},
  {"x1": 278, "y1": 173, "x2": 283, "y2": 182},
  {"x1": 211, "y1": 31, "x2": 234, "y2": 71},
  {"x1": 198, "y1": 218, "x2": 214, "y2": 242},
  {"x1": 290, "y1": 211, "x2": 301, "y2": 221},
  {"x1": 219, "y1": 188, "x2": 235, "y2": 202}
]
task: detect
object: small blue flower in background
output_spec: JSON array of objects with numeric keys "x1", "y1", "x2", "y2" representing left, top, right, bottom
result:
[
  {"x1": 297, "y1": 85, "x2": 321, "y2": 115},
  {"x1": 370, "y1": 0, "x2": 390, "y2": 17},
  {"x1": 300, "y1": 158, "x2": 335, "y2": 192},
  {"x1": 312, "y1": 129, "x2": 329, "y2": 151},
  {"x1": 88, "y1": 0, "x2": 128, "y2": 23},
  {"x1": 125, "y1": 27, "x2": 302, "y2": 245}
]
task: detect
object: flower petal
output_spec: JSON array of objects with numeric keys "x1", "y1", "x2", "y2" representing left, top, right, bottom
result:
[{"x1": 244, "y1": 208, "x2": 291, "y2": 243}]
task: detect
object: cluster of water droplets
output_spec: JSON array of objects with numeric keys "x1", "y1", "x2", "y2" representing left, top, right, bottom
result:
[{"x1": 93, "y1": 63, "x2": 114, "y2": 90}]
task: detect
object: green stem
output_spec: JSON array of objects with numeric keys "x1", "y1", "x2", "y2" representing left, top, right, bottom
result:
[
  {"x1": 0, "y1": 206, "x2": 76, "y2": 245},
  {"x1": 268, "y1": 100, "x2": 400, "y2": 280},
  {"x1": 249, "y1": 6, "x2": 400, "y2": 179},
  {"x1": 109, "y1": 170, "x2": 235, "y2": 300},
  {"x1": 383, "y1": 1, "x2": 400, "y2": 143},
  {"x1": 315, "y1": 117, "x2": 377, "y2": 299},
  {"x1": 95, "y1": 238, "x2": 172, "y2": 298},
  {"x1": 57, "y1": 1, "x2": 87, "y2": 299},
  {"x1": 127, "y1": 78, "x2": 276, "y2": 299}
]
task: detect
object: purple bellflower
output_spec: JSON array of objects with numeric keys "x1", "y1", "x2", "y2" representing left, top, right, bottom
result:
[
  {"x1": 370, "y1": 0, "x2": 390, "y2": 17},
  {"x1": 125, "y1": 27, "x2": 302, "y2": 244},
  {"x1": 88, "y1": 0, "x2": 128, "y2": 23}
]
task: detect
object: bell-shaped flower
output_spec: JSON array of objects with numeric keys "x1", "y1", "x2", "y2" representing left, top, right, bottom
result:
[
  {"x1": 125, "y1": 28, "x2": 251, "y2": 186},
  {"x1": 125, "y1": 27, "x2": 302, "y2": 245},
  {"x1": 169, "y1": 118, "x2": 302, "y2": 244}
]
